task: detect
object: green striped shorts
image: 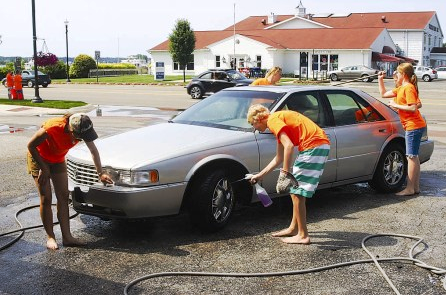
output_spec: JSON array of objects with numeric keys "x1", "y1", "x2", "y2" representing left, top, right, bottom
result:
[{"x1": 289, "y1": 144, "x2": 330, "y2": 198}]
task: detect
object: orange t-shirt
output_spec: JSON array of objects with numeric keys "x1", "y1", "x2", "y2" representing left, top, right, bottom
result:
[
  {"x1": 250, "y1": 78, "x2": 271, "y2": 86},
  {"x1": 6, "y1": 73, "x2": 14, "y2": 87},
  {"x1": 37, "y1": 117, "x2": 79, "y2": 163},
  {"x1": 267, "y1": 111, "x2": 330, "y2": 152},
  {"x1": 13, "y1": 75, "x2": 22, "y2": 90},
  {"x1": 392, "y1": 84, "x2": 426, "y2": 131}
]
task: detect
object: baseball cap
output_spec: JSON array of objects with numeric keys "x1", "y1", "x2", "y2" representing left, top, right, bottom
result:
[{"x1": 69, "y1": 113, "x2": 98, "y2": 142}]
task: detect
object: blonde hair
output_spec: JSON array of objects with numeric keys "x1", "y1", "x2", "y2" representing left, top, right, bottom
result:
[
  {"x1": 397, "y1": 63, "x2": 419, "y2": 95},
  {"x1": 247, "y1": 104, "x2": 270, "y2": 124},
  {"x1": 265, "y1": 66, "x2": 282, "y2": 79}
]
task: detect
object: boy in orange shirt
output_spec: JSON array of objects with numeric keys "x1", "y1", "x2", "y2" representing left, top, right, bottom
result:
[
  {"x1": 250, "y1": 66, "x2": 282, "y2": 86},
  {"x1": 248, "y1": 104, "x2": 330, "y2": 244},
  {"x1": 13, "y1": 71, "x2": 23, "y2": 99}
]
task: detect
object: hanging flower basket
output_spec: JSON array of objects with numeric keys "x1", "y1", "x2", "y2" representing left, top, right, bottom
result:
[{"x1": 35, "y1": 52, "x2": 58, "y2": 66}]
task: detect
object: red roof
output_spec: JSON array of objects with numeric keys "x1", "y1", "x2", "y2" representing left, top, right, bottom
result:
[
  {"x1": 224, "y1": 11, "x2": 435, "y2": 31},
  {"x1": 150, "y1": 27, "x2": 387, "y2": 51}
]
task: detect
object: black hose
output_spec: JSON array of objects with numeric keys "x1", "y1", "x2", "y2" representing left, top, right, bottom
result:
[
  {"x1": 0, "y1": 203, "x2": 79, "y2": 251},
  {"x1": 332, "y1": 73, "x2": 380, "y2": 86}
]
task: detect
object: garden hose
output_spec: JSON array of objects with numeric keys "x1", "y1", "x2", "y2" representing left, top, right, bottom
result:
[
  {"x1": 123, "y1": 233, "x2": 446, "y2": 295},
  {"x1": 1, "y1": 205, "x2": 445, "y2": 294}
]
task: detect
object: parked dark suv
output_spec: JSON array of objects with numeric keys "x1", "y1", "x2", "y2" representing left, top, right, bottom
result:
[
  {"x1": 2, "y1": 70, "x2": 51, "y2": 88},
  {"x1": 186, "y1": 69, "x2": 253, "y2": 99}
]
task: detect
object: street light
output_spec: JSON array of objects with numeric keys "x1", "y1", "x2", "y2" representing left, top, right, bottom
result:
[
  {"x1": 64, "y1": 19, "x2": 71, "y2": 82},
  {"x1": 31, "y1": 0, "x2": 43, "y2": 103}
]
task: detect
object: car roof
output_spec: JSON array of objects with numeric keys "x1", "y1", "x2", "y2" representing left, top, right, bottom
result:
[{"x1": 222, "y1": 85, "x2": 360, "y2": 93}]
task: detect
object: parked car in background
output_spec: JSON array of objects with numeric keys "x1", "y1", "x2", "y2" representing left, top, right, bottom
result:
[
  {"x1": 1, "y1": 70, "x2": 51, "y2": 88},
  {"x1": 328, "y1": 65, "x2": 378, "y2": 82},
  {"x1": 414, "y1": 66, "x2": 438, "y2": 82},
  {"x1": 434, "y1": 66, "x2": 446, "y2": 79},
  {"x1": 186, "y1": 69, "x2": 253, "y2": 99},
  {"x1": 67, "y1": 85, "x2": 433, "y2": 232}
]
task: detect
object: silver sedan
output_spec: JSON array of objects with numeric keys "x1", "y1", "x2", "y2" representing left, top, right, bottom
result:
[{"x1": 67, "y1": 86, "x2": 434, "y2": 232}]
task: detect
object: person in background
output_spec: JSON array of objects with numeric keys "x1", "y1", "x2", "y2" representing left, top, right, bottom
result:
[
  {"x1": 378, "y1": 63, "x2": 426, "y2": 196},
  {"x1": 247, "y1": 104, "x2": 330, "y2": 245},
  {"x1": 250, "y1": 66, "x2": 282, "y2": 86},
  {"x1": 13, "y1": 71, "x2": 23, "y2": 100},
  {"x1": 27, "y1": 113, "x2": 113, "y2": 250},
  {"x1": 6, "y1": 71, "x2": 14, "y2": 99}
]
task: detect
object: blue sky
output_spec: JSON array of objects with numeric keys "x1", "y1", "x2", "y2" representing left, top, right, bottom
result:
[{"x1": 0, "y1": 0, "x2": 444, "y2": 58}]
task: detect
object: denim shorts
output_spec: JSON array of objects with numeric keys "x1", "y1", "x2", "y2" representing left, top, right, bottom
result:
[{"x1": 405, "y1": 127, "x2": 425, "y2": 158}]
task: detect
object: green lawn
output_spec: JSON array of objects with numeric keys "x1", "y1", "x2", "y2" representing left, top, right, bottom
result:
[
  {"x1": 0, "y1": 98, "x2": 87, "y2": 109},
  {"x1": 52, "y1": 75, "x2": 193, "y2": 84}
]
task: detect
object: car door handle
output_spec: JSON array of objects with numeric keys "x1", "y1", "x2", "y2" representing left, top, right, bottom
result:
[{"x1": 378, "y1": 128, "x2": 387, "y2": 133}]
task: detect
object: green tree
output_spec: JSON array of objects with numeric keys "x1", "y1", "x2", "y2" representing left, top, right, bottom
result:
[
  {"x1": 41, "y1": 60, "x2": 68, "y2": 79},
  {"x1": 70, "y1": 54, "x2": 96, "y2": 78},
  {"x1": 168, "y1": 19, "x2": 196, "y2": 82}
]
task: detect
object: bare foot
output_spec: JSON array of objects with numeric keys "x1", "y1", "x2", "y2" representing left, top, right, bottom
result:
[
  {"x1": 281, "y1": 235, "x2": 311, "y2": 245},
  {"x1": 395, "y1": 189, "x2": 415, "y2": 196},
  {"x1": 272, "y1": 228, "x2": 298, "y2": 237},
  {"x1": 46, "y1": 238, "x2": 59, "y2": 250},
  {"x1": 62, "y1": 237, "x2": 86, "y2": 247}
]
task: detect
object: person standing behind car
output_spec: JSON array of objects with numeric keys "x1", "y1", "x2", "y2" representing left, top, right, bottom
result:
[
  {"x1": 247, "y1": 104, "x2": 330, "y2": 245},
  {"x1": 250, "y1": 66, "x2": 282, "y2": 86},
  {"x1": 13, "y1": 71, "x2": 23, "y2": 100},
  {"x1": 6, "y1": 71, "x2": 14, "y2": 99},
  {"x1": 27, "y1": 113, "x2": 113, "y2": 250},
  {"x1": 378, "y1": 63, "x2": 426, "y2": 196}
]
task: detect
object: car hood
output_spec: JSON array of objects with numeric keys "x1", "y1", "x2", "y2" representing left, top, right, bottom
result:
[{"x1": 68, "y1": 122, "x2": 253, "y2": 169}]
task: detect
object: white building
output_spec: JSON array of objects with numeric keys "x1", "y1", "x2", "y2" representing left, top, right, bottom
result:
[{"x1": 149, "y1": 2, "x2": 443, "y2": 76}]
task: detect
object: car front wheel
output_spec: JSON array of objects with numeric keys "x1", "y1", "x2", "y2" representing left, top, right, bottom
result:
[
  {"x1": 188, "y1": 169, "x2": 235, "y2": 232},
  {"x1": 27, "y1": 80, "x2": 34, "y2": 88},
  {"x1": 422, "y1": 75, "x2": 431, "y2": 82},
  {"x1": 368, "y1": 143, "x2": 407, "y2": 193},
  {"x1": 42, "y1": 83, "x2": 48, "y2": 88},
  {"x1": 189, "y1": 86, "x2": 203, "y2": 99}
]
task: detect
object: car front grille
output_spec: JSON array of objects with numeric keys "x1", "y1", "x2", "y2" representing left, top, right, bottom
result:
[{"x1": 67, "y1": 159, "x2": 99, "y2": 186}]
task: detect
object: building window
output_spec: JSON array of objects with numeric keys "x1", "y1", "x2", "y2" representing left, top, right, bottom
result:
[
  {"x1": 255, "y1": 55, "x2": 262, "y2": 68},
  {"x1": 329, "y1": 55, "x2": 338, "y2": 71},
  {"x1": 173, "y1": 55, "x2": 194, "y2": 71},
  {"x1": 216, "y1": 56, "x2": 221, "y2": 68},
  {"x1": 428, "y1": 35, "x2": 431, "y2": 46},
  {"x1": 238, "y1": 58, "x2": 245, "y2": 68}
]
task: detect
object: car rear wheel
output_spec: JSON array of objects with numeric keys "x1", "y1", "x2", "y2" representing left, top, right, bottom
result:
[
  {"x1": 422, "y1": 75, "x2": 431, "y2": 82},
  {"x1": 188, "y1": 169, "x2": 235, "y2": 232},
  {"x1": 190, "y1": 86, "x2": 203, "y2": 99},
  {"x1": 330, "y1": 74, "x2": 339, "y2": 81},
  {"x1": 42, "y1": 83, "x2": 48, "y2": 88},
  {"x1": 368, "y1": 143, "x2": 407, "y2": 193},
  {"x1": 27, "y1": 80, "x2": 34, "y2": 88}
]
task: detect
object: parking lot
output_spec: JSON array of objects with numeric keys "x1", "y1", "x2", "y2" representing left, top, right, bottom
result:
[{"x1": 0, "y1": 81, "x2": 446, "y2": 294}]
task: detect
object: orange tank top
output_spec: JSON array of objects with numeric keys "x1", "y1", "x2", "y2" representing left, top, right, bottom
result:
[
  {"x1": 267, "y1": 110, "x2": 330, "y2": 152},
  {"x1": 37, "y1": 117, "x2": 79, "y2": 163}
]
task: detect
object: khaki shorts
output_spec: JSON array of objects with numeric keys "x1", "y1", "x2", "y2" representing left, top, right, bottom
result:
[{"x1": 27, "y1": 152, "x2": 67, "y2": 177}]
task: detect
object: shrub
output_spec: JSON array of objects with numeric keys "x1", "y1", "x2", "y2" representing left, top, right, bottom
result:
[
  {"x1": 41, "y1": 61, "x2": 67, "y2": 79},
  {"x1": 69, "y1": 54, "x2": 96, "y2": 78},
  {"x1": 98, "y1": 63, "x2": 136, "y2": 69},
  {"x1": 0, "y1": 63, "x2": 14, "y2": 80}
]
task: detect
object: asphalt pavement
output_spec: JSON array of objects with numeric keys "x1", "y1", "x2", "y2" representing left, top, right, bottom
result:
[{"x1": 1, "y1": 84, "x2": 446, "y2": 295}]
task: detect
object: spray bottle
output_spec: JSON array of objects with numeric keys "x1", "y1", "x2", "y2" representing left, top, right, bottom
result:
[{"x1": 245, "y1": 174, "x2": 273, "y2": 207}]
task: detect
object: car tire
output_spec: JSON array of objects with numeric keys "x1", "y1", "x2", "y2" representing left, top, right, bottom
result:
[
  {"x1": 42, "y1": 83, "x2": 48, "y2": 88},
  {"x1": 190, "y1": 86, "x2": 203, "y2": 99},
  {"x1": 27, "y1": 80, "x2": 34, "y2": 88},
  {"x1": 330, "y1": 74, "x2": 339, "y2": 81},
  {"x1": 188, "y1": 169, "x2": 235, "y2": 232},
  {"x1": 422, "y1": 75, "x2": 431, "y2": 82},
  {"x1": 368, "y1": 143, "x2": 407, "y2": 193},
  {"x1": 361, "y1": 74, "x2": 370, "y2": 82}
]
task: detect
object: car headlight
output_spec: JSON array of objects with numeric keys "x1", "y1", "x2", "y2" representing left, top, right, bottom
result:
[{"x1": 103, "y1": 168, "x2": 159, "y2": 187}]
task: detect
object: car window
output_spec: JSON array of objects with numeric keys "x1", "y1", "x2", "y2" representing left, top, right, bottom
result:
[
  {"x1": 173, "y1": 90, "x2": 283, "y2": 130},
  {"x1": 200, "y1": 72, "x2": 213, "y2": 79},
  {"x1": 350, "y1": 66, "x2": 357, "y2": 71},
  {"x1": 278, "y1": 91, "x2": 326, "y2": 127},
  {"x1": 215, "y1": 72, "x2": 228, "y2": 80},
  {"x1": 325, "y1": 91, "x2": 384, "y2": 126},
  {"x1": 227, "y1": 71, "x2": 245, "y2": 80}
]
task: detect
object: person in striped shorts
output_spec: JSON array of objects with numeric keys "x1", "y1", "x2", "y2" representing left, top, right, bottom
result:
[{"x1": 247, "y1": 104, "x2": 330, "y2": 245}]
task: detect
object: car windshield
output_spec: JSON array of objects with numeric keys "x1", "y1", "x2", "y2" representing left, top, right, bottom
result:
[{"x1": 172, "y1": 90, "x2": 284, "y2": 130}]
